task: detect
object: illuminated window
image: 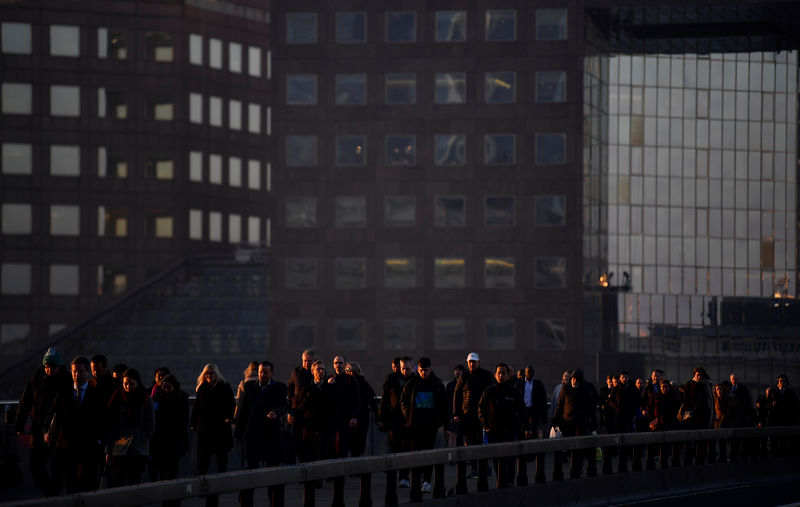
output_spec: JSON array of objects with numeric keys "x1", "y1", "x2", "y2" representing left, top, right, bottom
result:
[
  {"x1": 146, "y1": 154, "x2": 174, "y2": 180},
  {"x1": 435, "y1": 73, "x2": 466, "y2": 104},
  {"x1": 50, "y1": 85, "x2": 80, "y2": 117},
  {"x1": 147, "y1": 91, "x2": 174, "y2": 121},
  {"x1": 50, "y1": 205, "x2": 80, "y2": 236},
  {"x1": 97, "y1": 207, "x2": 127, "y2": 237},
  {"x1": 384, "y1": 258, "x2": 415, "y2": 288},
  {"x1": 335, "y1": 74, "x2": 366, "y2": 105},
  {"x1": 50, "y1": 145, "x2": 80, "y2": 176},
  {"x1": 146, "y1": 32, "x2": 173, "y2": 62},
  {"x1": 189, "y1": 93, "x2": 203, "y2": 123},
  {"x1": 189, "y1": 34, "x2": 203, "y2": 65},
  {"x1": 50, "y1": 264, "x2": 79, "y2": 295},
  {"x1": 248, "y1": 47, "x2": 261, "y2": 77},
  {"x1": 386, "y1": 135, "x2": 415, "y2": 166},
  {"x1": 485, "y1": 10, "x2": 516, "y2": 41},
  {"x1": 2, "y1": 203, "x2": 31, "y2": 234},
  {"x1": 2, "y1": 83, "x2": 32, "y2": 114},
  {"x1": 485, "y1": 72, "x2": 516, "y2": 103},
  {"x1": 335, "y1": 136, "x2": 366, "y2": 166},
  {"x1": 535, "y1": 257, "x2": 566, "y2": 288},
  {"x1": 189, "y1": 209, "x2": 202, "y2": 240},
  {"x1": 2, "y1": 143, "x2": 32, "y2": 174},
  {"x1": 536, "y1": 9, "x2": 567, "y2": 41},
  {"x1": 1, "y1": 263, "x2": 31, "y2": 294},
  {"x1": 484, "y1": 257, "x2": 515, "y2": 288},
  {"x1": 98, "y1": 147, "x2": 127, "y2": 178},
  {"x1": 435, "y1": 135, "x2": 466, "y2": 165},
  {"x1": 228, "y1": 42, "x2": 242, "y2": 73},
  {"x1": 2, "y1": 23, "x2": 32, "y2": 54},
  {"x1": 50, "y1": 25, "x2": 79, "y2": 57},
  {"x1": 98, "y1": 88, "x2": 126, "y2": 119},
  {"x1": 98, "y1": 28, "x2": 126, "y2": 59},
  {"x1": 434, "y1": 258, "x2": 465, "y2": 288},
  {"x1": 209, "y1": 38, "x2": 222, "y2": 68}
]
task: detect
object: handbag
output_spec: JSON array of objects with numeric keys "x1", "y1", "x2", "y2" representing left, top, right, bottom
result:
[{"x1": 111, "y1": 435, "x2": 133, "y2": 456}]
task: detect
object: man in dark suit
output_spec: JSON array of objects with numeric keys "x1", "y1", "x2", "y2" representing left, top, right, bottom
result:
[
  {"x1": 516, "y1": 365, "x2": 548, "y2": 438},
  {"x1": 46, "y1": 356, "x2": 104, "y2": 494},
  {"x1": 286, "y1": 349, "x2": 314, "y2": 462}
]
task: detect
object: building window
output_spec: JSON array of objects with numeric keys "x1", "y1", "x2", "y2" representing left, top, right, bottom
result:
[
  {"x1": 285, "y1": 196, "x2": 317, "y2": 228},
  {"x1": 247, "y1": 216, "x2": 260, "y2": 243},
  {"x1": 146, "y1": 154, "x2": 174, "y2": 180},
  {"x1": 150, "y1": 214, "x2": 174, "y2": 238},
  {"x1": 286, "y1": 136, "x2": 317, "y2": 167},
  {"x1": 209, "y1": 211, "x2": 222, "y2": 241},
  {"x1": 146, "y1": 32, "x2": 173, "y2": 62},
  {"x1": 536, "y1": 9, "x2": 568, "y2": 41},
  {"x1": 2, "y1": 203, "x2": 32, "y2": 234},
  {"x1": 248, "y1": 47, "x2": 261, "y2": 77},
  {"x1": 2, "y1": 143, "x2": 32, "y2": 174},
  {"x1": 434, "y1": 319, "x2": 465, "y2": 350},
  {"x1": 484, "y1": 134, "x2": 515, "y2": 165},
  {"x1": 384, "y1": 319, "x2": 415, "y2": 350},
  {"x1": 385, "y1": 73, "x2": 416, "y2": 104},
  {"x1": 485, "y1": 10, "x2": 516, "y2": 41},
  {"x1": 2, "y1": 83, "x2": 32, "y2": 114},
  {"x1": 386, "y1": 12, "x2": 416, "y2": 43},
  {"x1": 335, "y1": 258, "x2": 366, "y2": 289},
  {"x1": 50, "y1": 145, "x2": 80, "y2": 176},
  {"x1": 434, "y1": 196, "x2": 465, "y2": 227},
  {"x1": 285, "y1": 258, "x2": 316, "y2": 289},
  {"x1": 247, "y1": 159, "x2": 260, "y2": 189},
  {"x1": 189, "y1": 151, "x2": 202, "y2": 182},
  {"x1": 535, "y1": 133, "x2": 567, "y2": 165},
  {"x1": 536, "y1": 71, "x2": 567, "y2": 102},
  {"x1": 435, "y1": 73, "x2": 466, "y2": 104},
  {"x1": 485, "y1": 72, "x2": 516, "y2": 103},
  {"x1": 98, "y1": 266, "x2": 127, "y2": 296},
  {"x1": 228, "y1": 157, "x2": 242, "y2": 187},
  {"x1": 209, "y1": 96, "x2": 222, "y2": 127},
  {"x1": 98, "y1": 28, "x2": 126, "y2": 59},
  {"x1": 336, "y1": 12, "x2": 366, "y2": 44},
  {"x1": 385, "y1": 196, "x2": 415, "y2": 227},
  {"x1": 209, "y1": 154, "x2": 222, "y2": 184},
  {"x1": 50, "y1": 85, "x2": 80, "y2": 117},
  {"x1": 229, "y1": 42, "x2": 242, "y2": 73},
  {"x1": 335, "y1": 74, "x2": 366, "y2": 105},
  {"x1": 1, "y1": 324, "x2": 29, "y2": 345},
  {"x1": 50, "y1": 205, "x2": 80, "y2": 236},
  {"x1": 335, "y1": 196, "x2": 366, "y2": 228},
  {"x1": 229, "y1": 100, "x2": 242, "y2": 130},
  {"x1": 435, "y1": 11, "x2": 466, "y2": 42},
  {"x1": 189, "y1": 34, "x2": 203, "y2": 65},
  {"x1": 286, "y1": 12, "x2": 317, "y2": 44},
  {"x1": 535, "y1": 257, "x2": 566, "y2": 288},
  {"x1": 536, "y1": 319, "x2": 566, "y2": 350},
  {"x1": 1, "y1": 263, "x2": 31, "y2": 294},
  {"x1": 484, "y1": 257, "x2": 515, "y2": 288},
  {"x1": 98, "y1": 88, "x2": 126, "y2": 119},
  {"x1": 147, "y1": 91, "x2": 174, "y2": 121},
  {"x1": 2, "y1": 22, "x2": 32, "y2": 54},
  {"x1": 485, "y1": 319, "x2": 515, "y2": 350},
  {"x1": 386, "y1": 135, "x2": 415, "y2": 166},
  {"x1": 209, "y1": 38, "x2": 222, "y2": 69},
  {"x1": 287, "y1": 74, "x2": 317, "y2": 105},
  {"x1": 50, "y1": 25, "x2": 80, "y2": 57},
  {"x1": 434, "y1": 258, "x2": 465, "y2": 288},
  {"x1": 189, "y1": 93, "x2": 203, "y2": 123},
  {"x1": 248, "y1": 103, "x2": 261, "y2": 133},
  {"x1": 485, "y1": 196, "x2": 515, "y2": 226},
  {"x1": 98, "y1": 147, "x2": 127, "y2": 178},
  {"x1": 335, "y1": 136, "x2": 367, "y2": 166},
  {"x1": 286, "y1": 319, "x2": 315, "y2": 349},
  {"x1": 435, "y1": 134, "x2": 466, "y2": 165},
  {"x1": 535, "y1": 195, "x2": 566, "y2": 226},
  {"x1": 189, "y1": 209, "x2": 202, "y2": 240},
  {"x1": 98, "y1": 207, "x2": 127, "y2": 237},
  {"x1": 228, "y1": 214, "x2": 241, "y2": 243},
  {"x1": 50, "y1": 264, "x2": 79, "y2": 295},
  {"x1": 335, "y1": 319, "x2": 366, "y2": 350},
  {"x1": 384, "y1": 258, "x2": 415, "y2": 288}
]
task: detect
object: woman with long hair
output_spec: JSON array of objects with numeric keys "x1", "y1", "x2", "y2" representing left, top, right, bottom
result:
[
  {"x1": 106, "y1": 368, "x2": 155, "y2": 487},
  {"x1": 190, "y1": 363, "x2": 235, "y2": 477},
  {"x1": 150, "y1": 374, "x2": 189, "y2": 502},
  {"x1": 345, "y1": 361, "x2": 378, "y2": 457}
]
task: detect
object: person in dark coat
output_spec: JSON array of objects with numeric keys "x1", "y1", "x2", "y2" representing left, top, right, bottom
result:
[
  {"x1": 445, "y1": 364, "x2": 465, "y2": 447},
  {"x1": 346, "y1": 361, "x2": 378, "y2": 457},
  {"x1": 15, "y1": 347, "x2": 72, "y2": 496},
  {"x1": 516, "y1": 365, "x2": 548, "y2": 439},
  {"x1": 729, "y1": 372, "x2": 754, "y2": 425},
  {"x1": 191, "y1": 363, "x2": 235, "y2": 475},
  {"x1": 682, "y1": 367, "x2": 713, "y2": 463},
  {"x1": 326, "y1": 355, "x2": 360, "y2": 458},
  {"x1": 149, "y1": 374, "x2": 189, "y2": 498},
  {"x1": 296, "y1": 361, "x2": 331, "y2": 462},
  {"x1": 105, "y1": 368, "x2": 155, "y2": 487},
  {"x1": 767, "y1": 374, "x2": 800, "y2": 427},
  {"x1": 45, "y1": 356, "x2": 104, "y2": 494},
  {"x1": 90, "y1": 354, "x2": 121, "y2": 408},
  {"x1": 453, "y1": 352, "x2": 494, "y2": 477},
  {"x1": 552, "y1": 369, "x2": 597, "y2": 478},
  {"x1": 379, "y1": 357, "x2": 414, "y2": 487},
  {"x1": 599, "y1": 375, "x2": 615, "y2": 433},
  {"x1": 286, "y1": 349, "x2": 315, "y2": 463},
  {"x1": 609, "y1": 370, "x2": 639, "y2": 433},
  {"x1": 400, "y1": 357, "x2": 447, "y2": 494}
]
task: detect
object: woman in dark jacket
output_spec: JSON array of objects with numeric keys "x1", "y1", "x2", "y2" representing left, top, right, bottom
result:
[
  {"x1": 150, "y1": 374, "x2": 189, "y2": 493},
  {"x1": 106, "y1": 368, "x2": 155, "y2": 487},
  {"x1": 346, "y1": 362, "x2": 378, "y2": 457},
  {"x1": 191, "y1": 363, "x2": 235, "y2": 475}
]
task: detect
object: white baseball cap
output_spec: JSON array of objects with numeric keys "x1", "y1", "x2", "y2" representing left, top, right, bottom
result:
[{"x1": 466, "y1": 352, "x2": 480, "y2": 362}]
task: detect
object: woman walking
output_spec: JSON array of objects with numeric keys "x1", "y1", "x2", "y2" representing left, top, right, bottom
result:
[
  {"x1": 191, "y1": 363, "x2": 235, "y2": 475},
  {"x1": 106, "y1": 368, "x2": 155, "y2": 487}
]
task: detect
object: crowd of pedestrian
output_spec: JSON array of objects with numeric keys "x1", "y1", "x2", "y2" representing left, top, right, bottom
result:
[{"x1": 13, "y1": 346, "x2": 800, "y2": 502}]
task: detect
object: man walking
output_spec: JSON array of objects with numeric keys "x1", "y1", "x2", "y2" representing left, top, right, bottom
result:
[
  {"x1": 326, "y1": 356, "x2": 360, "y2": 458},
  {"x1": 287, "y1": 349, "x2": 314, "y2": 463},
  {"x1": 453, "y1": 352, "x2": 494, "y2": 478},
  {"x1": 516, "y1": 365, "x2": 547, "y2": 438},
  {"x1": 379, "y1": 356, "x2": 414, "y2": 487}
]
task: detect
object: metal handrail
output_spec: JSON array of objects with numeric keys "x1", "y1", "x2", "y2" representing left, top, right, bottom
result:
[{"x1": 6, "y1": 426, "x2": 799, "y2": 507}]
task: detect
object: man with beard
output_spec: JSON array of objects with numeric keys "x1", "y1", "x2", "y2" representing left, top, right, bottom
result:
[
  {"x1": 287, "y1": 349, "x2": 314, "y2": 463},
  {"x1": 379, "y1": 357, "x2": 414, "y2": 487},
  {"x1": 15, "y1": 347, "x2": 71, "y2": 496},
  {"x1": 453, "y1": 352, "x2": 494, "y2": 478}
]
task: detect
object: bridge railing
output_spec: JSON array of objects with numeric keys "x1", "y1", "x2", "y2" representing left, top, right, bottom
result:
[{"x1": 7, "y1": 426, "x2": 800, "y2": 507}]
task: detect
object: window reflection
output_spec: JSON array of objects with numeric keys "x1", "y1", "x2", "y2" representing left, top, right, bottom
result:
[
  {"x1": 485, "y1": 10, "x2": 516, "y2": 41},
  {"x1": 535, "y1": 320, "x2": 566, "y2": 350},
  {"x1": 434, "y1": 258, "x2": 465, "y2": 288},
  {"x1": 335, "y1": 74, "x2": 366, "y2": 105},
  {"x1": 287, "y1": 12, "x2": 317, "y2": 44},
  {"x1": 335, "y1": 320, "x2": 366, "y2": 350},
  {"x1": 2, "y1": 22, "x2": 32, "y2": 54},
  {"x1": 384, "y1": 195, "x2": 415, "y2": 227},
  {"x1": 335, "y1": 196, "x2": 366, "y2": 228},
  {"x1": 435, "y1": 11, "x2": 466, "y2": 42},
  {"x1": 285, "y1": 258, "x2": 316, "y2": 289},
  {"x1": 485, "y1": 72, "x2": 516, "y2": 103},
  {"x1": 384, "y1": 319, "x2": 415, "y2": 350},
  {"x1": 286, "y1": 319, "x2": 315, "y2": 348},
  {"x1": 386, "y1": 135, "x2": 415, "y2": 166},
  {"x1": 384, "y1": 258, "x2": 415, "y2": 288},
  {"x1": 435, "y1": 134, "x2": 466, "y2": 165},
  {"x1": 335, "y1": 258, "x2": 366, "y2": 289},
  {"x1": 335, "y1": 136, "x2": 366, "y2": 166},
  {"x1": 337, "y1": 12, "x2": 366, "y2": 44},
  {"x1": 285, "y1": 196, "x2": 317, "y2": 228},
  {"x1": 287, "y1": 74, "x2": 317, "y2": 105},
  {"x1": 435, "y1": 73, "x2": 466, "y2": 104},
  {"x1": 535, "y1": 257, "x2": 566, "y2": 288},
  {"x1": 535, "y1": 133, "x2": 566, "y2": 165},
  {"x1": 485, "y1": 319, "x2": 515, "y2": 350},
  {"x1": 484, "y1": 257, "x2": 515, "y2": 288},
  {"x1": 385, "y1": 73, "x2": 416, "y2": 104},
  {"x1": 286, "y1": 136, "x2": 317, "y2": 167},
  {"x1": 434, "y1": 319, "x2": 465, "y2": 350},
  {"x1": 386, "y1": 12, "x2": 415, "y2": 43},
  {"x1": 484, "y1": 134, "x2": 515, "y2": 164},
  {"x1": 536, "y1": 9, "x2": 567, "y2": 41},
  {"x1": 434, "y1": 196, "x2": 465, "y2": 227},
  {"x1": 535, "y1": 195, "x2": 566, "y2": 226},
  {"x1": 536, "y1": 71, "x2": 567, "y2": 102},
  {"x1": 485, "y1": 196, "x2": 515, "y2": 226}
]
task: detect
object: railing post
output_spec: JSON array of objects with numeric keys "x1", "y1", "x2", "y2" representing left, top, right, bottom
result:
[
  {"x1": 455, "y1": 461, "x2": 468, "y2": 495},
  {"x1": 496, "y1": 456, "x2": 508, "y2": 489},
  {"x1": 303, "y1": 481, "x2": 316, "y2": 507},
  {"x1": 409, "y1": 467, "x2": 422, "y2": 502},
  {"x1": 602, "y1": 445, "x2": 614, "y2": 475},
  {"x1": 332, "y1": 476, "x2": 345, "y2": 507},
  {"x1": 517, "y1": 454, "x2": 529, "y2": 486},
  {"x1": 535, "y1": 453, "x2": 546, "y2": 483},
  {"x1": 632, "y1": 444, "x2": 643, "y2": 471},
  {"x1": 586, "y1": 446, "x2": 597, "y2": 477},
  {"x1": 358, "y1": 473, "x2": 372, "y2": 507},
  {"x1": 617, "y1": 445, "x2": 628, "y2": 474},
  {"x1": 433, "y1": 464, "x2": 445, "y2": 498},
  {"x1": 553, "y1": 450, "x2": 564, "y2": 481},
  {"x1": 718, "y1": 437, "x2": 728, "y2": 463},
  {"x1": 385, "y1": 469, "x2": 398, "y2": 507},
  {"x1": 477, "y1": 458, "x2": 489, "y2": 492},
  {"x1": 270, "y1": 484, "x2": 285, "y2": 507}
]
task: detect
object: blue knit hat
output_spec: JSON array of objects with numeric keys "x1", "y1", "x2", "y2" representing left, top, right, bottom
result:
[{"x1": 42, "y1": 347, "x2": 63, "y2": 366}]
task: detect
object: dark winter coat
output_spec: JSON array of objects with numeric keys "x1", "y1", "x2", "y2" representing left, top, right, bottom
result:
[{"x1": 191, "y1": 381, "x2": 235, "y2": 453}]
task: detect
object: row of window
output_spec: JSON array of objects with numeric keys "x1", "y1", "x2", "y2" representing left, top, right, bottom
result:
[
  {"x1": 1, "y1": 84, "x2": 271, "y2": 134},
  {"x1": 0, "y1": 204, "x2": 265, "y2": 243},
  {"x1": 286, "y1": 71, "x2": 567, "y2": 105},
  {"x1": 283, "y1": 317, "x2": 567, "y2": 352},
  {"x1": 285, "y1": 194, "x2": 567, "y2": 229},
  {"x1": 1, "y1": 144, "x2": 268, "y2": 191},
  {"x1": 283, "y1": 256, "x2": 566, "y2": 290},
  {"x1": 284, "y1": 133, "x2": 567, "y2": 167},
  {"x1": 285, "y1": 9, "x2": 568, "y2": 45},
  {"x1": 0, "y1": 23, "x2": 266, "y2": 78}
]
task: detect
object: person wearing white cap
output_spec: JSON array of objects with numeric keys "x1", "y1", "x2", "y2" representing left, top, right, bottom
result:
[{"x1": 452, "y1": 351, "x2": 494, "y2": 478}]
